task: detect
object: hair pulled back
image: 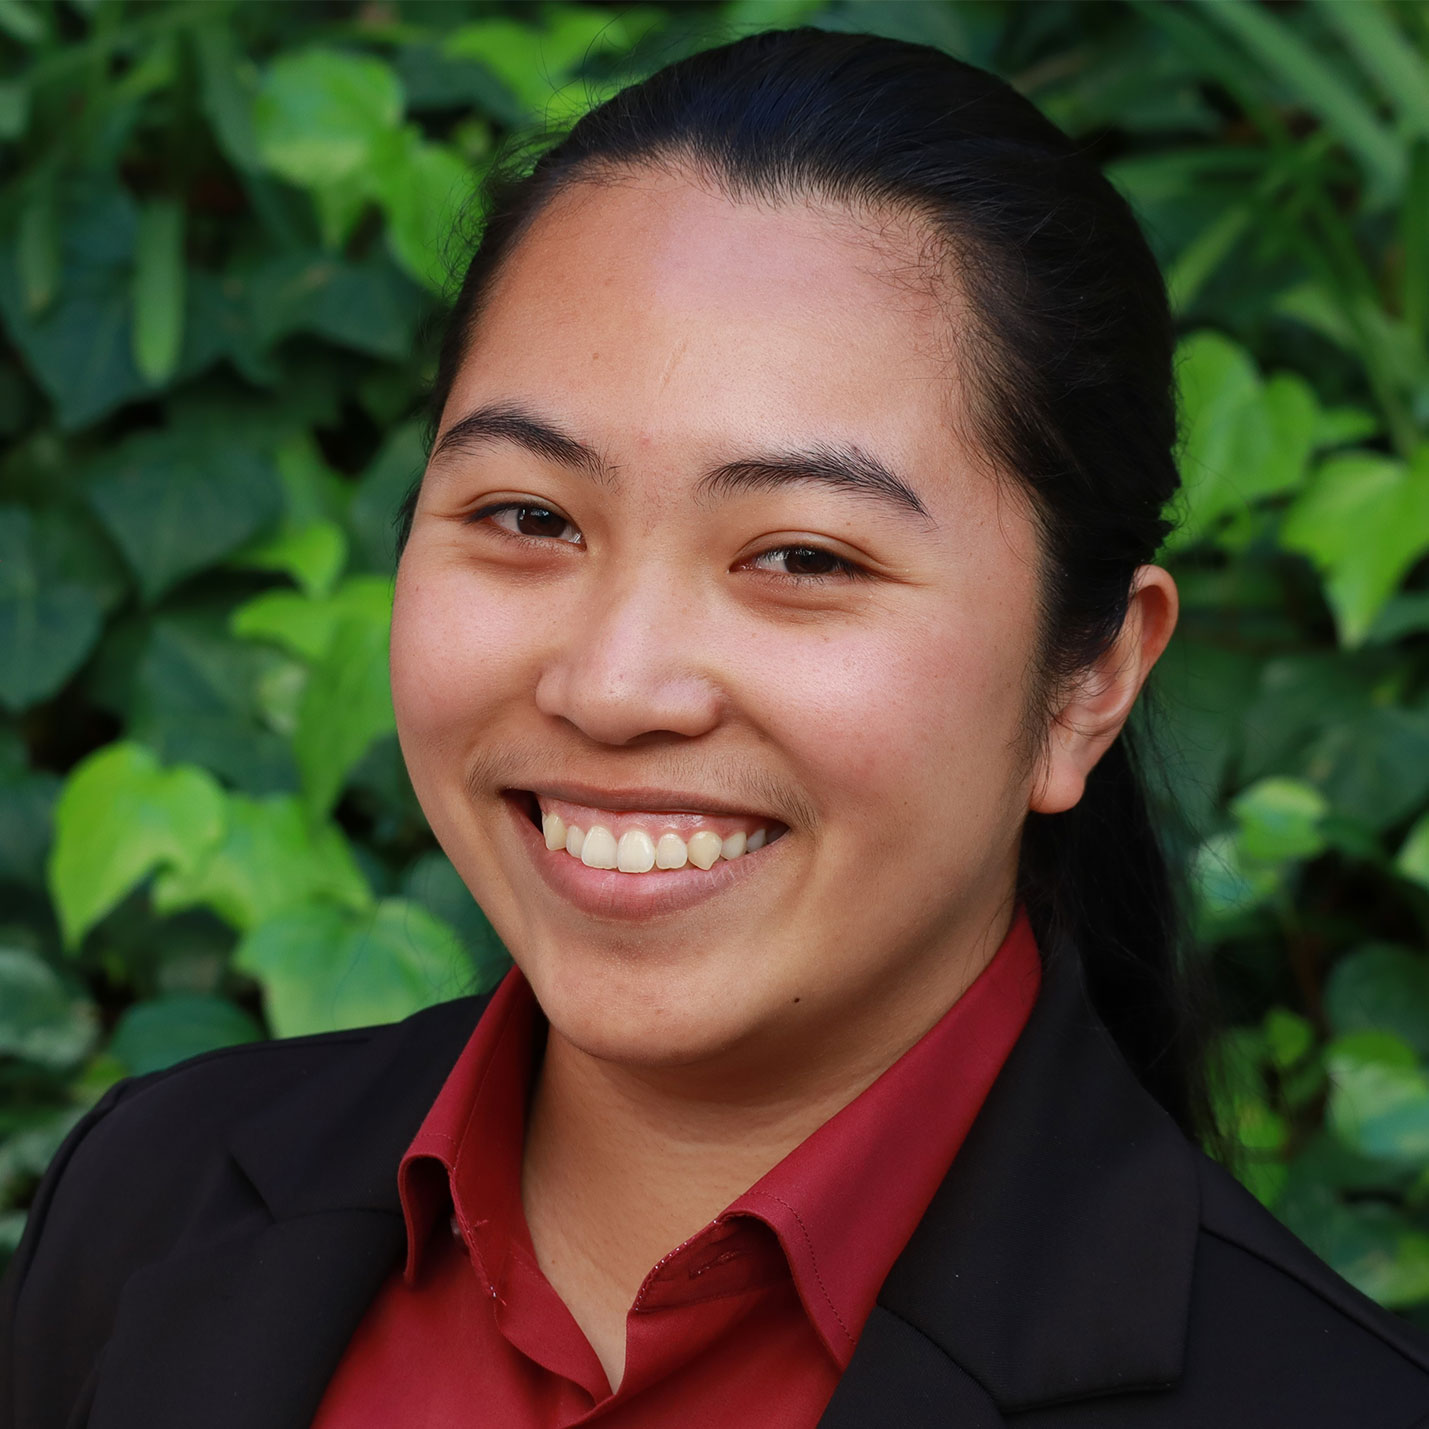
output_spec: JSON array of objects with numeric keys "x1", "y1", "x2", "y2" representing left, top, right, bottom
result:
[{"x1": 409, "y1": 27, "x2": 1219, "y2": 1146}]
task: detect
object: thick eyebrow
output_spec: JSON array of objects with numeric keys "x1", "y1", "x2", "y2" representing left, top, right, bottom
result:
[
  {"x1": 697, "y1": 445, "x2": 932, "y2": 523},
  {"x1": 429, "y1": 403, "x2": 929, "y2": 523},
  {"x1": 427, "y1": 403, "x2": 615, "y2": 485}
]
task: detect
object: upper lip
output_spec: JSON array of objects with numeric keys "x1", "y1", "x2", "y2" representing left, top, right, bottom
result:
[{"x1": 514, "y1": 782, "x2": 780, "y2": 821}]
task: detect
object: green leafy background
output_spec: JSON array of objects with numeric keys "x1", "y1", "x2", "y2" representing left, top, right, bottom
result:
[{"x1": 3, "y1": 0, "x2": 1429, "y2": 1322}]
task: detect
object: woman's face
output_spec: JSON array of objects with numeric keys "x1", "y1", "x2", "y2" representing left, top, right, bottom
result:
[{"x1": 392, "y1": 173, "x2": 1058, "y2": 1083}]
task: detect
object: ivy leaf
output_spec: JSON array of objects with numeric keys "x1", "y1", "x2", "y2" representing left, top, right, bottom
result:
[
  {"x1": 152, "y1": 793, "x2": 372, "y2": 932},
  {"x1": 85, "y1": 421, "x2": 283, "y2": 603},
  {"x1": 231, "y1": 575, "x2": 392, "y2": 663},
  {"x1": 253, "y1": 49, "x2": 404, "y2": 189},
  {"x1": 229, "y1": 432, "x2": 350, "y2": 597},
  {"x1": 348, "y1": 420, "x2": 425, "y2": 572},
  {"x1": 1191, "y1": 830, "x2": 1282, "y2": 934},
  {"x1": 0, "y1": 760, "x2": 59, "y2": 888},
  {"x1": 246, "y1": 250, "x2": 421, "y2": 362},
  {"x1": 369, "y1": 126, "x2": 480, "y2": 293},
  {"x1": 1398, "y1": 813, "x2": 1429, "y2": 894},
  {"x1": 114, "y1": 607, "x2": 300, "y2": 797},
  {"x1": 47, "y1": 742, "x2": 226, "y2": 949},
  {"x1": 294, "y1": 611, "x2": 395, "y2": 818},
  {"x1": 0, "y1": 946, "x2": 97, "y2": 1069},
  {"x1": 0, "y1": 176, "x2": 147, "y2": 429},
  {"x1": 400, "y1": 850, "x2": 511, "y2": 993},
  {"x1": 0, "y1": 507, "x2": 107, "y2": 711},
  {"x1": 109, "y1": 994, "x2": 262, "y2": 1075},
  {"x1": 1327, "y1": 945, "x2": 1429, "y2": 1060},
  {"x1": 1280, "y1": 1185, "x2": 1429, "y2": 1308},
  {"x1": 1168, "y1": 331, "x2": 1316, "y2": 552},
  {"x1": 1230, "y1": 777, "x2": 1329, "y2": 863},
  {"x1": 1281, "y1": 447, "x2": 1429, "y2": 648},
  {"x1": 234, "y1": 898, "x2": 473, "y2": 1038},
  {"x1": 1326, "y1": 1031, "x2": 1429, "y2": 1167}
]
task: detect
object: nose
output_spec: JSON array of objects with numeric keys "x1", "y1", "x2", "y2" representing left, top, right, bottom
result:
[{"x1": 533, "y1": 568, "x2": 723, "y2": 746}]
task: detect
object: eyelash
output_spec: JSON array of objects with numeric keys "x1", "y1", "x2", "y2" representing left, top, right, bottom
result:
[{"x1": 463, "y1": 502, "x2": 870, "y2": 582}]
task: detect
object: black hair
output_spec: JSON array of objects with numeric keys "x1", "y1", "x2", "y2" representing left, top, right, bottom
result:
[{"x1": 397, "y1": 27, "x2": 1222, "y2": 1149}]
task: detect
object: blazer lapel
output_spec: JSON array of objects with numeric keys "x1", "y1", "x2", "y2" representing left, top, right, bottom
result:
[
  {"x1": 821, "y1": 937, "x2": 1202, "y2": 1423},
  {"x1": 819, "y1": 1307, "x2": 1005, "y2": 1428},
  {"x1": 86, "y1": 996, "x2": 486, "y2": 1429}
]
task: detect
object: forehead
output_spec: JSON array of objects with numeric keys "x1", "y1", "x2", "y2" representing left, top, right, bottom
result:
[{"x1": 450, "y1": 169, "x2": 975, "y2": 488}]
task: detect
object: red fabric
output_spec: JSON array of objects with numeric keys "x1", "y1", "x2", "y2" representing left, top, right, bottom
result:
[{"x1": 313, "y1": 910, "x2": 1041, "y2": 1427}]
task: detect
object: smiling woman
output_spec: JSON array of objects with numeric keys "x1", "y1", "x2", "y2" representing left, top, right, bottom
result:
[{"x1": 5, "y1": 25, "x2": 1429, "y2": 1429}]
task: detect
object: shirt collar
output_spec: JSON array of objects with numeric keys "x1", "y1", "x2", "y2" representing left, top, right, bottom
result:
[
  {"x1": 397, "y1": 909, "x2": 1040, "y2": 1361},
  {"x1": 725, "y1": 907, "x2": 1040, "y2": 1365}
]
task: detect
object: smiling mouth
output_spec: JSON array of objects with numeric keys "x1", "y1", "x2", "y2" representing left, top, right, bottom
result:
[{"x1": 507, "y1": 791, "x2": 788, "y2": 874}]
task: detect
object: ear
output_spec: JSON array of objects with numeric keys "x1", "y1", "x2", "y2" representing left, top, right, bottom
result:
[{"x1": 1029, "y1": 565, "x2": 1179, "y2": 816}]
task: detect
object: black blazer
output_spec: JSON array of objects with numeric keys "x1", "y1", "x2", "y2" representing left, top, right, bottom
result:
[{"x1": 5, "y1": 940, "x2": 1429, "y2": 1429}]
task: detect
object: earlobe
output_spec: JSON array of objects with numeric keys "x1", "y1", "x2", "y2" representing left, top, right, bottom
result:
[{"x1": 1028, "y1": 565, "x2": 1178, "y2": 817}]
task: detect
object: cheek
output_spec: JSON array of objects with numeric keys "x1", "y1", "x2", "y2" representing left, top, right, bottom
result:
[
  {"x1": 389, "y1": 556, "x2": 536, "y2": 746},
  {"x1": 745, "y1": 613, "x2": 1030, "y2": 818}
]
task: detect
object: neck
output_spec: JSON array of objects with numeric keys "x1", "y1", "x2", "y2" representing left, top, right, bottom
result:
[{"x1": 517, "y1": 898, "x2": 1015, "y2": 1389}]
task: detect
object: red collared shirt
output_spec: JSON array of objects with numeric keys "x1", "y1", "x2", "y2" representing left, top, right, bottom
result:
[{"x1": 314, "y1": 910, "x2": 1041, "y2": 1427}]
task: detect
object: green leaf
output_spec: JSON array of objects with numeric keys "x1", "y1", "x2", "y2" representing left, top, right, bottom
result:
[
  {"x1": 16, "y1": 177, "x2": 57, "y2": 315},
  {"x1": 1191, "y1": 830, "x2": 1282, "y2": 930},
  {"x1": 231, "y1": 575, "x2": 393, "y2": 663},
  {"x1": 1326, "y1": 1031, "x2": 1429, "y2": 1166},
  {"x1": 1196, "y1": 0, "x2": 1403, "y2": 201},
  {"x1": 85, "y1": 422, "x2": 283, "y2": 603},
  {"x1": 190, "y1": 21, "x2": 262, "y2": 173},
  {"x1": 1230, "y1": 776, "x2": 1329, "y2": 863},
  {"x1": 1327, "y1": 945, "x2": 1429, "y2": 1059},
  {"x1": 229, "y1": 431, "x2": 350, "y2": 597},
  {"x1": 1263, "y1": 1006, "x2": 1316, "y2": 1070},
  {"x1": 47, "y1": 743, "x2": 226, "y2": 949},
  {"x1": 0, "y1": 0, "x2": 44, "y2": 44},
  {"x1": 1306, "y1": 705, "x2": 1429, "y2": 831},
  {"x1": 234, "y1": 898, "x2": 472, "y2": 1038},
  {"x1": 369, "y1": 127, "x2": 479, "y2": 293},
  {"x1": 233, "y1": 520, "x2": 347, "y2": 600},
  {"x1": 1281, "y1": 446, "x2": 1429, "y2": 646},
  {"x1": 1169, "y1": 331, "x2": 1315, "y2": 551},
  {"x1": 0, "y1": 947, "x2": 97, "y2": 1069},
  {"x1": 294, "y1": 611, "x2": 395, "y2": 818},
  {"x1": 1398, "y1": 814, "x2": 1429, "y2": 894},
  {"x1": 400, "y1": 850, "x2": 510, "y2": 993},
  {"x1": 0, "y1": 763, "x2": 59, "y2": 888},
  {"x1": 1311, "y1": 0, "x2": 1429, "y2": 140},
  {"x1": 0, "y1": 80, "x2": 27, "y2": 141},
  {"x1": 111, "y1": 607, "x2": 300, "y2": 797},
  {"x1": 0, "y1": 507, "x2": 107, "y2": 712},
  {"x1": 348, "y1": 420, "x2": 425, "y2": 572},
  {"x1": 109, "y1": 994, "x2": 262, "y2": 1075},
  {"x1": 441, "y1": 20, "x2": 567, "y2": 112},
  {"x1": 253, "y1": 49, "x2": 404, "y2": 189},
  {"x1": 246, "y1": 250, "x2": 421, "y2": 362},
  {"x1": 152, "y1": 793, "x2": 372, "y2": 932},
  {"x1": 1281, "y1": 1185, "x2": 1429, "y2": 1308},
  {"x1": 0, "y1": 177, "x2": 148, "y2": 429},
  {"x1": 131, "y1": 198, "x2": 186, "y2": 385},
  {"x1": 1405, "y1": 139, "x2": 1429, "y2": 351}
]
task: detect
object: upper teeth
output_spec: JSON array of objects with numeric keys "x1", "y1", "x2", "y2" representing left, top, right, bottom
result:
[{"x1": 542, "y1": 811, "x2": 769, "y2": 873}]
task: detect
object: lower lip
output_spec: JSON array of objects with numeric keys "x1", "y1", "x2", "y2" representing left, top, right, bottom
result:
[{"x1": 504, "y1": 795, "x2": 785, "y2": 920}]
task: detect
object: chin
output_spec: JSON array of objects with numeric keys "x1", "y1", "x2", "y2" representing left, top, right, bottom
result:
[{"x1": 526, "y1": 948, "x2": 774, "y2": 1070}]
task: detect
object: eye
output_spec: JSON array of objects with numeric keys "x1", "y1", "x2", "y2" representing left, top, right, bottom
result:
[
  {"x1": 745, "y1": 545, "x2": 866, "y2": 580},
  {"x1": 467, "y1": 502, "x2": 582, "y2": 545}
]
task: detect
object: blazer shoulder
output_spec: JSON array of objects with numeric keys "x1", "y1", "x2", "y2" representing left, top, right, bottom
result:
[
  {"x1": 69, "y1": 994, "x2": 485, "y2": 1162},
  {"x1": 1179, "y1": 1150, "x2": 1429, "y2": 1423},
  {"x1": 0, "y1": 995, "x2": 487, "y2": 1429}
]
